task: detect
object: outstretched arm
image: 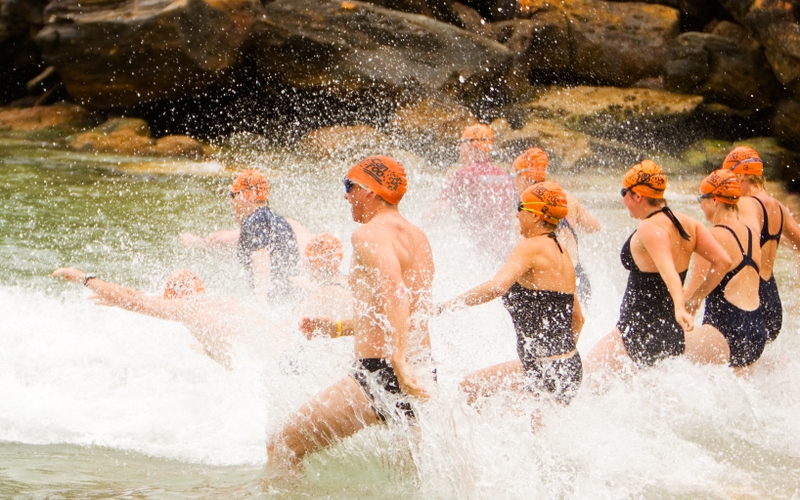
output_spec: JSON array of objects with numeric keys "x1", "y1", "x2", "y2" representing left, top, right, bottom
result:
[
  {"x1": 179, "y1": 229, "x2": 239, "y2": 254},
  {"x1": 567, "y1": 194, "x2": 601, "y2": 233},
  {"x1": 52, "y1": 267, "x2": 186, "y2": 321},
  {"x1": 299, "y1": 317, "x2": 354, "y2": 340},
  {"x1": 438, "y1": 241, "x2": 532, "y2": 314}
]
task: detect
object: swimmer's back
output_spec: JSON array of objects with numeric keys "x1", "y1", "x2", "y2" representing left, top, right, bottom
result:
[{"x1": 628, "y1": 209, "x2": 701, "y2": 273}]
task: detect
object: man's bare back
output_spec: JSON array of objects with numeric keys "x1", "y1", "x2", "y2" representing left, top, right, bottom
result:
[{"x1": 349, "y1": 210, "x2": 434, "y2": 361}]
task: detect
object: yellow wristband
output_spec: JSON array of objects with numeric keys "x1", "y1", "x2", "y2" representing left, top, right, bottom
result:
[{"x1": 334, "y1": 320, "x2": 342, "y2": 338}]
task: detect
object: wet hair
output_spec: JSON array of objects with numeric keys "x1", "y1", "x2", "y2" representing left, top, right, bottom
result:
[
  {"x1": 645, "y1": 196, "x2": 666, "y2": 207},
  {"x1": 742, "y1": 173, "x2": 765, "y2": 187}
]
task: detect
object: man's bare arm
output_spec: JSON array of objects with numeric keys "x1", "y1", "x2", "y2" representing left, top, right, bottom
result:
[
  {"x1": 353, "y1": 229, "x2": 429, "y2": 399},
  {"x1": 299, "y1": 317, "x2": 354, "y2": 340},
  {"x1": 179, "y1": 229, "x2": 239, "y2": 254},
  {"x1": 52, "y1": 267, "x2": 186, "y2": 321}
]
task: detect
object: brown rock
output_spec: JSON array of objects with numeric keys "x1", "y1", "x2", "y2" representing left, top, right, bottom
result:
[
  {"x1": 35, "y1": 0, "x2": 257, "y2": 109},
  {"x1": 0, "y1": 103, "x2": 99, "y2": 141},
  {"x1": 773, "y1": 98, "x2": 800, "y2": 150},
  {"x1": 70, "y1": 116, "x2": 211, "y2": 157},
  {"x1": 664, "y1": 22, "x2": 782, "y2": 110},
  {"x1": 491, "y1": 116, "x2": 642, "y2": 170},
  {"x1": 517, "y1": 85, "x2": 704, "y2": 149},
  {"x1": 387, "y1": 95, "x2": 477, "y2": 161},
  {"x1": 154, "y1": 135, "x2": 213, "y2": 159},
  {"x1": 91, "y1": 117, "x2": 151, "y2": 137},
  {"x1": 0, "y1": 103, "x2": 96, "y2": 133},
  {"x1": 252, "y1": 0, "x2": 511, "y2": 98},
  {"x1": 71, "y1": 128, "x2": 156, "y2": 155},
  {"x1": 761, "y1": 20, "x2": 800, "y2": 99},
  {"x1": 300, "y1": 125, "x2": 389, "y2": 160},
  {"x1": 508, "y1": 0, "x2": 679, "y2": 87},
  {"x1": 717, "y1": 0, "x2": 800, "y2": 99}
]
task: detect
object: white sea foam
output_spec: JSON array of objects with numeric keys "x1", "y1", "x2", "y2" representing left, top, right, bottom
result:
[{"x1": 1, "y1": 158, "x2": 799, "y2": 496}]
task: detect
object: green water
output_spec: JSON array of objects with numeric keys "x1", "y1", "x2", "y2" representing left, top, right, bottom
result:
[{"x1": 0, "y1": 139, "x2": 233, "y2": 289}]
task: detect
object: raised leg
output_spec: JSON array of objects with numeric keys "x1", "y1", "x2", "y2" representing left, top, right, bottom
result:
[
  {"x1": 266, "y1": 375, "x2": 381, "y2": 475},
  {"x1": 460, "y1": 360, "x2": 526, "y2": 405},
  {"x1": 584, "y1": 328, "x2": 633, "y2": 377},
  {"x1": 683, "y1": 324, "x2": 730, "y2": 366}
]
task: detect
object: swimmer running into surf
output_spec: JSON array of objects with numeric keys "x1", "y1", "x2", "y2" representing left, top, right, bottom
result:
[
  {"x1": 179, "y1": 169, "x2": 313, "y2": 302},
  {"x1": 51, "y1": 267, "x2": 270, "y2": 368},
  {"x1": 425, "y1": 123, "x2": 516, "y2": 261},
  {"x1": 586, "y1": 160, "x2": 731, "y2": 374},
  {"x1": 511, "y1": 147, "x2": 600, "y2": 308},
  {"x1": 682, "y1": 170, "x2": 767, "y2": 372},
  {"x1": 438, "y1": 181, "x2": 584, "y2": 406},
  {"x1": 295, "y1": 233, "x2": 353, "y2": 338},
  {"x1": 266, "y1": 156, "x2": 435, "y2": 475},
  {"x1": 723, "y1": 146, "x2": 800, "y2": 343}
]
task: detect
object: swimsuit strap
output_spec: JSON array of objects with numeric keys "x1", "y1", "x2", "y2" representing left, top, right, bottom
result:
[
  {"x1": 714, "y1": 225, "x2": 760, "y2": 280},
  {"x1": 753, "y1": 196, "x2": 783, "y2": 245},
  {"x1": 547, "y1": 232, "x2": 563, "y2": 253},
  {"x1": 646, "y1": 206, "x2": 691, "y2": 240},
  {"x1": 714, "y1": 224, "x2": 745, "y2": 255},
  {"x1": 558, "y1": 218, "x2": 578, "y2": 242}
]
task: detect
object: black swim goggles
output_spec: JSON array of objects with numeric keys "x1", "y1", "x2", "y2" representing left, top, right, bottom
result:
[
  {"x1": 696, "y1": 193, "x2": 714, "y2": 202},
  {"x1": 620, "y1": 182, "x2": 652, "y2": 198}
]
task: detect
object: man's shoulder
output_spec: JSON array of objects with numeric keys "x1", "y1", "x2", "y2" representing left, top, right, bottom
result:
[{"x1": 353, "y1": 213, "x2": 423, "y2": 243}]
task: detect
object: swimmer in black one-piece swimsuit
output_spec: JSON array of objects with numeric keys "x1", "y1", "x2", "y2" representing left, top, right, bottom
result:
[
  {"x1": 702, "y1": 226, "x2": 767, "y2": 367},
  {"x1": 501, "y1": 233, "x2": 582, "y2": 405},
  {"x1": 502, "y1": 284, "x2": 582, "y2": 404},
  {"x1": 752, "y1": 197, "x2": 784, "y2": 342},
  {"x1": 616, "y1": 207, "x2": 690, "y2": 368}
]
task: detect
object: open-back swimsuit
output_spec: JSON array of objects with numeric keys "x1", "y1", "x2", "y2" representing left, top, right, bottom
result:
[
  {"x1": 753, "y1": 197, "x2": 783, "y2": 342},
  {"x1": 617, "y1": 207, "x2": 689, "y2": 368},
  {"x1": 501, "y1": 232, "x2": 582, "y2": 404},
  {"x1": 558, "y1": 218, "x2": 591, "y2": 308},
  {"x1": 702, "y1": 226, "x2": 767, "y2": 367}
]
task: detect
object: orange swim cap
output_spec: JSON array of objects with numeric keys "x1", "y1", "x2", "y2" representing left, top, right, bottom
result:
[
  {"x1": 305, "y1": 233, "x2": 344, "y2": 273},
  {"x1": 460, "y1": 123, "x2": 493, "y2": 153},
  {"x1": 346, "y1": 155, "x2": 407, "y2": 205},
  {"x1": 723, "y1": 146, "x2": 763, "y2": 176},
  {"x1": 513, "y1": 147, "x2": 548, "y2": 182},
  {"x1": 163, "y1": 270, "x2": 205, "y2": 299},
  {"x1": 623, "y1": 160, "x2": 667, "y2": 199},
  {"x1": 520, "y1": 180, "x2": 568, "y2": 225},
  {"x1": 700, "y1": 169, "x2": 740, "y2": 205},
  {"x1": 231, "y1": 169, "x2": 270, "y2": 203}
]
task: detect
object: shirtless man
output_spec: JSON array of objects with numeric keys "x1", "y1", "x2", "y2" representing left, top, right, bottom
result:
[
  {"x1": 179, "y1": 169, "x2": 313, "y2": 301},
  {"x1": 586, "y1": 160, "x2": 730, "y2": 374},
  {"x1": 51, "y1": 267, "x2": 270, "y2": 368},
  {"x1": 724, "y1": 146, "x2": 800, "y2": 342},
  {"x1": 266, "y1": 155, "x2": 435, "y2": 475}
]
